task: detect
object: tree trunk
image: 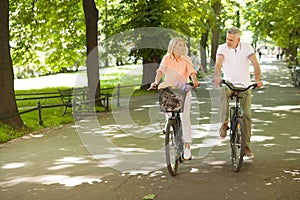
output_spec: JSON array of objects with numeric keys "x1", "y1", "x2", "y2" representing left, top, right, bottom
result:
[
  {"x1": 0, "y1": 0, "x2": 24, "y2": 129},
  {"x1": 288, "y1": 29, "x2": 298, "y2": 61},
  {"x1": 83, "y1": 0, "x2": 101, "y2": 106},
  {"x1": 200, "y1": 31, "x2": 208, "y2": 73},
  {"x1": 210, "y1": 28, "x2": 219, "y2": 68},
  {"x1": 140, "y1": 55, "x2": 160, "y2": 90},
  {"x1": 210, "y1": 0, "x2": 222, "y2": 69}
]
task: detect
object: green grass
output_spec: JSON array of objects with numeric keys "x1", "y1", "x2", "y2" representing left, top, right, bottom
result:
[
  {"x1": 0, "y1": 66, "x2": 157, "y2": 144},
  {"x1": 0, "y1": 87, "x2": 74, "y2": 143}
]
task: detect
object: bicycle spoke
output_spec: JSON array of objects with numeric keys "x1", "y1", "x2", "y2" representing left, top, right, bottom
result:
[
  {"x1": 165, "y1": 122, "x2": 179, "y2": 176},
  {"x1": 231, "y1": 118, "x2": 246, "y2": 172},
  {"x1": 222, "y1": 80, "x2": 256, "y2": 173}
]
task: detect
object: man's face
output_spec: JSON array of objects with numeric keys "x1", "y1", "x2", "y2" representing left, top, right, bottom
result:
[{"x1": 226, "y1": 33, "x2": 240, "y2": 49}]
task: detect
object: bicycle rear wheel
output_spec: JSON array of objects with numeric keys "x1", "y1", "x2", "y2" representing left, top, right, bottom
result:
[
  {"x1": 230, "y1": 118, "x2": 246, "y2": 172},
  {"x1": 165, "y1": 119, "x2": 182, "y2": 176}
]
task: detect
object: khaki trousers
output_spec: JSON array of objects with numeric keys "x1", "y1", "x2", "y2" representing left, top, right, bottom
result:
[{"x1": 220, "y1": 86, "x2": 252, "y2": 147}]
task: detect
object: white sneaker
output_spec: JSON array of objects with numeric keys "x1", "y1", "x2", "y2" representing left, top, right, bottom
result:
[{"x1": 183, "y1": 148, "x2": 192, "y2": 160}]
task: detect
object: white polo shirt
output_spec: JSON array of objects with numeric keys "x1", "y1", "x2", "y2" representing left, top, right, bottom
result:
[{"x1": 217, "y1": 42, "x2": 255, "y2": 87}]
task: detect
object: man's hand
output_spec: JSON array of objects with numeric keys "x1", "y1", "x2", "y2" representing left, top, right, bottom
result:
[
  {"x1": 214, "y1": 77, "x2": 221, "y2": 88},
  {"x1": 256, "y1": 81, "x2": 263, "y2": 88}
]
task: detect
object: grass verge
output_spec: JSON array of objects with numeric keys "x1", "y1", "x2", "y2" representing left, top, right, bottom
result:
[{"x1": 0, "y1": 83, "x2": 156, "y2": 144}]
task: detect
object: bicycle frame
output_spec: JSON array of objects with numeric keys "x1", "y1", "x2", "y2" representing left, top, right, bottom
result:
[
  {"x1": 229, "y1": 92, "x2": 242, "y2": 132},
  {"x1": 223, "y1": 80, "x2": 257, "y2": 127},
  {"x1": 164, "y1": 111, "x2": 183, "y2": 176},
  {"x1": 221, "y1": 80, "x2": 257, "y2": 172},
  {"x1": 148, "y1": 82, "x2": 196, "y2": 176}
]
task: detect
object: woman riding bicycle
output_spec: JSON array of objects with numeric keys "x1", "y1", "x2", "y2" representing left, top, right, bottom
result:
[{"x1": 150, "y1": 37, "x2": 199, "y2": 160}]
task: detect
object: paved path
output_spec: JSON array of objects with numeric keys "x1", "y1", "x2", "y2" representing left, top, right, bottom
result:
[{"x1": 1, "y1": 56, "x2": 300, "y2": 200}]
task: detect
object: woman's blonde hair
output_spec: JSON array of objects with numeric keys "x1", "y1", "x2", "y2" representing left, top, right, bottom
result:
[{"x1": 167, "y1": 37, "x2": 188, "y2": 56}]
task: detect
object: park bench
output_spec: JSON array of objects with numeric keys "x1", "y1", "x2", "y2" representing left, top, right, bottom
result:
[{"x1": 58, "y1": 87, "x2": 110, "y2": 117}]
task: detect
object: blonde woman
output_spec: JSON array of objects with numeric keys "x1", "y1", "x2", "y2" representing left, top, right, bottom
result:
[{"x1": 151, "y1": 38, "x2": 199, "y2": 160}]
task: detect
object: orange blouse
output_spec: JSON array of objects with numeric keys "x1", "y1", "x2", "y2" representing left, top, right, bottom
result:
[{"x1": 157, "y1": 53, "x2": 196, "y2": 87}]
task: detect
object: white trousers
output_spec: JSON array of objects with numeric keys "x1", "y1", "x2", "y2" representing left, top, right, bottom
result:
[{"x1": 164, "y1": 95, "x2": 192, "y2": 143}]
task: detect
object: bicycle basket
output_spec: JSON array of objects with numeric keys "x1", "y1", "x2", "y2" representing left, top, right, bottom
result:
[{"x1": 159, "y1": 87, "x2": 187, "y2": 112}]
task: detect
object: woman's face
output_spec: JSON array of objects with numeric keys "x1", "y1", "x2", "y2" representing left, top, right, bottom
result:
[{"x1": 173, "y1": 40, "x2": 186, "y2": 56}]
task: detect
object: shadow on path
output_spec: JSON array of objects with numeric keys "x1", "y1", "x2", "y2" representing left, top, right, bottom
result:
[{"x1": 1, "y1": 56, "x2": 299, "y2": 200}]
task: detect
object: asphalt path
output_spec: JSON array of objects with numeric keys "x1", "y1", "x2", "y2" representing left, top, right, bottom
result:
[{"x1": 1, "y1": 56, "x2": 299, "y2": 200}]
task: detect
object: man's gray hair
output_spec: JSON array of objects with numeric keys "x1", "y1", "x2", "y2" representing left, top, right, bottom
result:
[{"x1": 226, "y1": 27, "x2": 241, "y2": 35}]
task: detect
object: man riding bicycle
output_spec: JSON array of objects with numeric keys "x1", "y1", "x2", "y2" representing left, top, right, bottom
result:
[{"x1": 213, "y1": 27, "x2": 263, "y2": 158}]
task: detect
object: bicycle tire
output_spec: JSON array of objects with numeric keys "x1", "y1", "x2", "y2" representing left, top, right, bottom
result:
[
  {"x1": 165, "y1": 118, "x2": 182, "y2": 176},
  {"x1": 231, "y1": 118, "x2": 246, "y2": 172}
]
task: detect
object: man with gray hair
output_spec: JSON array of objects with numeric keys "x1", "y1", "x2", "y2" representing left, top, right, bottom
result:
[{"x1": 213, "y1": 27, "x2": 263, "y2": 158}]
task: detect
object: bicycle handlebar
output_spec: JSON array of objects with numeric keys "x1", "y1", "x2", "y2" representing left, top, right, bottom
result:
[
  {"x1": 147, "y1": 84, "x2": 158, "y2": 90},
  {"x1": 148, "y1": 82, "x2": 198, "y2": 91},
  {"x1": 221, "y1": 80, "x2": 257, "y2": 92}
]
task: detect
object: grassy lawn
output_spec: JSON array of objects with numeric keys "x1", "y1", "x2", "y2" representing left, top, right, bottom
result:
[{"x1": 0, "y1": 65, "x2": 156, "y2": 143}]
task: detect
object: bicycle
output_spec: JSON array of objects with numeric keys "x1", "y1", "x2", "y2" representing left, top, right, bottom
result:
[
  {"x1": 220, "y1": 80, "x2": 257, "y2": 172},
  {"x1": 149, "y1": 83, "x2": 193, "y2": 176}
]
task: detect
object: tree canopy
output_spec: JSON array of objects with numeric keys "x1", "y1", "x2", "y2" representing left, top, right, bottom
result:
[
  {"x1": 245, "y1": 0, "x2": 299, "y2": 58},
  {"x1": 9, "y1": 0, "x2": 86, "y2": 78},
  {"x1": 8, "y1": 0, "x2": 299, "y2": 78}
]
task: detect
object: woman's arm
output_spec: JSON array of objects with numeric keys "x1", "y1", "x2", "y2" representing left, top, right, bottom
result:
[
  {"x1": 190, "y1": 72, "x2": 199, "y2": 88},
  {"x1": 154, "y1": 70, "x2": 163, "y2": 85}
]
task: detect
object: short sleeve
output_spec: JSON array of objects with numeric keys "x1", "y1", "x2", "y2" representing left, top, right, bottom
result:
[
  {"x1": 157, "y1": 55, "x2": 167, "y2": 73},
  {"x1": 217, "y1": 44, "x2": 226, "y2": 56},
  {"x1": 245, "y1": 43, "x2": 255, "y2": 57},
  {"x1": 183, "y1": 56, "x2": 196, "y2": 75}
]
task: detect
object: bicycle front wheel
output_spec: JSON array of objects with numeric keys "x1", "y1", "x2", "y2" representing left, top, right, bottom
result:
[
  {"x1": 231, "y1": 118, "x2": 246, "y2": 172},
  {"x1": 165, "y1": 120, "x2": 182, "y2": 176}
]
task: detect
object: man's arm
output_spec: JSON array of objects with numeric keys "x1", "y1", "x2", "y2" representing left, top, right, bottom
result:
[
  {"x1": 214, "y1": 54, "x2": 224, "y2": 87},
  {"x1": 249, "y1": 54, "x2": 263, "y2": 88}
]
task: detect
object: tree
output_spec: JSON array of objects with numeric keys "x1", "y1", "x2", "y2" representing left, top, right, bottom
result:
[
  {"x1": 114, "y1": 0, "x2": 173, "y2": 89},
  {"x1": 200, "y1": 32, "x2": 209, "y2": 72},
  {"x1": 9, "y1": 0, "x2": 102, "y2": 105},
  {"x1": 245, "y1": 0, "x2": 299, "y2": 59},
  {"x1": 109, "y1": 0, "x2": 213, "y2": 89},
  {"x1": 0, "y1": 0, "x2": 24, "y2": 129},
  {"x1": 186, "y1": 1, "x2": 214, "y2": 72},
  {"x1": 9, "y1": 0, "x2": 86, "y2": 77},
  {"x1": 210, "y1": 0, "x2": 222, "y2": 68},
  {"x1": 83, "y1": 0, "x2": 101, "y2": 106}
]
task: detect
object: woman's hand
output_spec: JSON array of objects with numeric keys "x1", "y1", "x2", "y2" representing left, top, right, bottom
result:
[
  {"x1": 148, "y1": 82, "x2": 158, "y2": 90},
  {"x1": 193, "y1": 81, "x2": 200, "y2": 88}
]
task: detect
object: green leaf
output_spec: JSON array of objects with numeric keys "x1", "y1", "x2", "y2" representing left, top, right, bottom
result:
[{"x1": 143, "y1": 194, "x2": 156, "y2": 200}]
